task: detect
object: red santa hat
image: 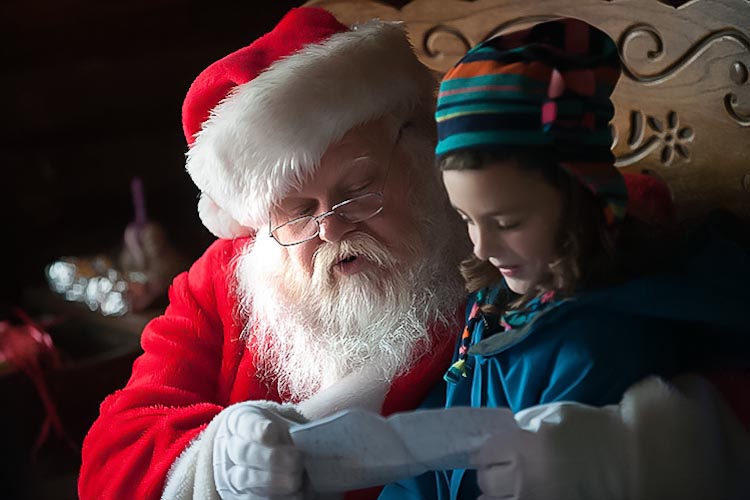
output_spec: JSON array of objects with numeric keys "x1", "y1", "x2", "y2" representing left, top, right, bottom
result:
[{"x1": 183, "y1": 7, "x2": 436, "y2": 238}]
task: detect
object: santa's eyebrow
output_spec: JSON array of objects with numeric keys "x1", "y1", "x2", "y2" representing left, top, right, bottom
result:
[
  {"x1": 350, "y1": 154, "x2": 378, "y2": 164},
  {"x1": 335, "y1": 155, "x2": 381, "y2": 177}
]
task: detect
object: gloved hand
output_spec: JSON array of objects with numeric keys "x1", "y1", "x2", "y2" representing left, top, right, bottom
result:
[
  {"x1": 213, "y1": 400, "x2": 307, "y2": 500},
  {"x1": 472, "y1": 375, "x2": 750, "y2": 500},
  {"x1": 473, "y1": 402, "x2": 631, "y2": 500}
]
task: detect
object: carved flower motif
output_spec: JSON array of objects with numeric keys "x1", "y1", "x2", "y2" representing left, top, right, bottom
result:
[{"x1": 647, "y1": 111, "x2": 694, "y2": 166}]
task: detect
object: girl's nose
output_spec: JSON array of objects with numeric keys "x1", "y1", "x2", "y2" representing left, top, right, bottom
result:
[{"x1": 471, "y1": 227, "x2": 498, "y2": 261}]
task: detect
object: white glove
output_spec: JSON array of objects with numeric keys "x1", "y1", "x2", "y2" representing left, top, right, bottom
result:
[
  {"x1": 473, "y1": 375, "x2": 750, "y2": 500},
  {"x1": 213, "y1": 400, "x2": 307, "y2": 500}
]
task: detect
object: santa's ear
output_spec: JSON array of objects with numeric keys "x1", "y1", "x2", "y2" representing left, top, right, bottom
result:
[{"x1": 197, "y1": 192, "x2": 253, "y2": 239}]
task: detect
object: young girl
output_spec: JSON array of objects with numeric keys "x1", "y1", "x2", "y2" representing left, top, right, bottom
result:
[{"x1": 379, "y1": 18, "x2": 749, "y2": 500}]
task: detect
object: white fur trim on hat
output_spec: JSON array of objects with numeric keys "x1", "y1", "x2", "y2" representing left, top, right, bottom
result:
[
  {"x1": 196, "y1": 192, "x2": 253, "y2": 239},
  {"x1": 186, "y1": 20, "x2": 435, "y2": 238}
]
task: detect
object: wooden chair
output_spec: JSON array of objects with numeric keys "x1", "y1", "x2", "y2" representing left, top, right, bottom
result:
[{"x1": 304, "y1": 0, "x2": 750, "y2": 221}]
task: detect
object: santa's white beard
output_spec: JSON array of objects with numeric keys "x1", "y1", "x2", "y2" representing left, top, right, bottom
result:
[{"x1": 235, "y1": 230, "x2": 464, "y2": 403}]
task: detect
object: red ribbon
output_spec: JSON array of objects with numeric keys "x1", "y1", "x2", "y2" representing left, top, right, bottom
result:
[{"x1": 0, "y1": 309, "x2": 78, "y2": 456}]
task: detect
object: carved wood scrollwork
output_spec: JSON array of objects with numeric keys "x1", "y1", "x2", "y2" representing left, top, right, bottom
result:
[
  {"x1": 726, "y1": 61, "x2": 750, "y2": 126},
  {"x1": 420, "y1": 15, "x2": 572, "y2": 65},
  {"x1": 618, "y1": 25, "x2": 750, "y2": 126},
  {"x1": 483, "y1": 16, "x2": 559, "y2": 41},
  {"x1": 422, "y1": 25, "x2": 472, "y2": 59}
]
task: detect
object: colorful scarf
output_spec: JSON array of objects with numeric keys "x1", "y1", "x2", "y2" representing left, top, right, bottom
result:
[{"x1": 445, "y1": 289, "x2": 559, "y2": 383}]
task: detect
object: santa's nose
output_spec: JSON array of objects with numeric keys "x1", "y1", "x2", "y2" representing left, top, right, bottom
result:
[{"x1": 318, "y1": 214, "x2": 356, "y2": 243}]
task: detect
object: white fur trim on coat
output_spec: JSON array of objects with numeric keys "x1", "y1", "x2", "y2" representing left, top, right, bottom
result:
[
  {"x1": 622, "y1": 375, "x2": 750, "y2": 500},
  {"x1": 186, "y1": 20, "x2": 435, "y2": 238},
  {"x1": 161, "y1": 415, "x2": 221, "y2": 500},
  {"x1": 509, "y1": 375, "x2": 750, "y2": 500}
]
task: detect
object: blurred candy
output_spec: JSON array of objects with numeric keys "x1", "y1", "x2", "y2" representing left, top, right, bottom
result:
[
  {"x1": 45, "y1": 178, "x2": 188, "y2": 317},
  {"x1": 45, "y1": 257, "x2": 133, "y2": 316}
]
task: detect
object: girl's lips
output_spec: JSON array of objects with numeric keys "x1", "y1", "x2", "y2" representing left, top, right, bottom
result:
[{"x1": 496, "y1": 264, "x2": 521, "y2": 277}]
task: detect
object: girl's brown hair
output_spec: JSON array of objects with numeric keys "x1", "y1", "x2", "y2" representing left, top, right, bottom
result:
[{"x1": 439, "y1": 148, "x2": 674, "y2": 311}]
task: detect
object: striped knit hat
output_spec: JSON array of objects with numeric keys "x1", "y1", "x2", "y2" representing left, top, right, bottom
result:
[{"x1": 436, "y1": 18, "x2": 627, "y2": 224}]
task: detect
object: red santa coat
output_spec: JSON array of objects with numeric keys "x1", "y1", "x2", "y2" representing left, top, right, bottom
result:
[{"x1": 78, "y1": 238, "x2": 460, "y2": 500}]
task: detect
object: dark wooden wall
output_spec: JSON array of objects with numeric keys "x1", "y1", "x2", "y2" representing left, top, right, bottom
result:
[{"x1": 3, "y1": 0, "x2": 319, "y2": 305}]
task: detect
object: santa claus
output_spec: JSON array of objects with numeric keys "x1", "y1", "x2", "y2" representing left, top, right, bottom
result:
[{"x1": 78, "y1": 7, "x2": 467, "y2": 500}]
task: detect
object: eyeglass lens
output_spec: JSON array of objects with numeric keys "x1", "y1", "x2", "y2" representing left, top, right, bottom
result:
[{"x1": 271, "y1": 192, "x2": 383, "y2": 245}]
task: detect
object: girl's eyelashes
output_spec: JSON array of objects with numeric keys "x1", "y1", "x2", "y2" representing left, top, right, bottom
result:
[
  {"x1": 457, "y1": 213, "x2": 519, "y2": 229},
  {"x1": 458, "y1": 214, "x2": 475, "y2": 225},
  {"x1": 496, "y1": 220, "x2": 521, "y2": 230}
]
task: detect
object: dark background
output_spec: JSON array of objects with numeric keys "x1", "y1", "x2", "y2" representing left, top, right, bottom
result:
[{"x1": 3, "y1": 0, "x2": 316, "y2": 307}]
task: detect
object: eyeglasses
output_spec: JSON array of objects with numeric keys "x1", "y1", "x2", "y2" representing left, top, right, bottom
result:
[
  {"x1": 269, "y1": 192, "x2": 385, "y2": 246},
  {"x1": 268, "y1": 127, "x2": 403, "y2": 246}
]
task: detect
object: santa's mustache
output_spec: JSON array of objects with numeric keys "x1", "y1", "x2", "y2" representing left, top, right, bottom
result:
[{"x1": 310, "y1": 232, "x2": 399, "y2": 284}]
